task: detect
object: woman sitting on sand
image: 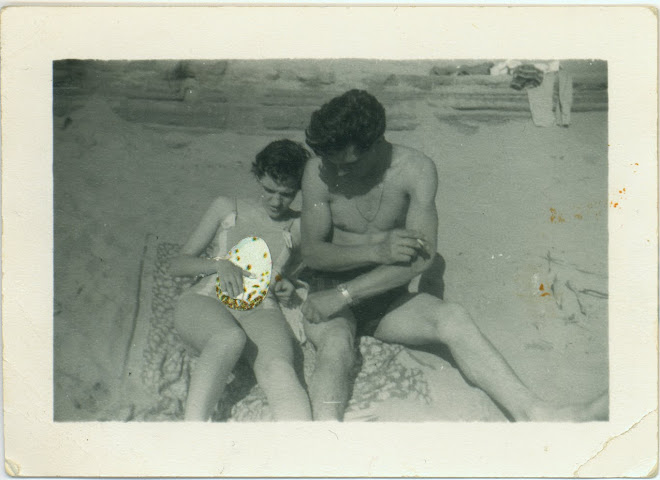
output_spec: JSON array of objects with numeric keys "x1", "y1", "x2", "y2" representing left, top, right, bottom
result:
[{"x1": 169, "y1": 139, "x2": 312, "y2": 421}]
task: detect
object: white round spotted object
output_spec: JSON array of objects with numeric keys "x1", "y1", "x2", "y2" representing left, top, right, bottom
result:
[{"x1": 216, "y1": 236, "x2": 273, "y2": 310}]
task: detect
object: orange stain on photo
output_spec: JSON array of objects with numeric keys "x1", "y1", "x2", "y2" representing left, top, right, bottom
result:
[{"x1": 549, "y1": 208, "x2": 565, "y2": 223}]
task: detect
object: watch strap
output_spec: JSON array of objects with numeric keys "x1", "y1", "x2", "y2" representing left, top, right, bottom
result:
[{"x1": 336, "y1": 283, "x2": 354, "y2": 306}]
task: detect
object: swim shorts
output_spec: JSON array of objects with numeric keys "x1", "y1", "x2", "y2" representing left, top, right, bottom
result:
[{"x1": 299, "y1": 267, "x2": 411, "y2": 336}]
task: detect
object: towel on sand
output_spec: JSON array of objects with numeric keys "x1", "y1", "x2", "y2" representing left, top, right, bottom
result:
[{"x1": 127, "y1": 240, "x2": 506, "y2": 422}]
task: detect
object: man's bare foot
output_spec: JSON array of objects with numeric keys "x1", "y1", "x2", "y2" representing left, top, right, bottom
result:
[{"x1": 528, "y1": 392, "x2": 609, "y2": 422}]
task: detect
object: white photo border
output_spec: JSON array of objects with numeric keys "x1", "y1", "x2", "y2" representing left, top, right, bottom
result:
[{"x1": 1, "y1": 5, "x2": 657, "y2": 477}]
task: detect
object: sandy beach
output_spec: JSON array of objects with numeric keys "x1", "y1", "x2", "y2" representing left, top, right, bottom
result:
[{"x1": 53, "y1": 59, "x2": 608, "y2": 421}]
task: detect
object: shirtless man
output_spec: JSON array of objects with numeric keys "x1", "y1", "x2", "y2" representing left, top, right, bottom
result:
[{"x1": 300, "y1": 89, "x2": 607, "y2": 421}]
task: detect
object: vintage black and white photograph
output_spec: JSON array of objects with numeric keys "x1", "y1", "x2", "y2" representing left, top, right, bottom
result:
[
  {"x1": 52, "y1": 58, "x2": 610, "y2": 423},
  {"x1": 3, "y1": 6, "x2": 657, "y2": 477}
]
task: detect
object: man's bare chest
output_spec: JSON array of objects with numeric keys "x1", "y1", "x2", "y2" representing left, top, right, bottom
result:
[{"x1": 329, "y1": 182, "x2": 409, "y2": 234}]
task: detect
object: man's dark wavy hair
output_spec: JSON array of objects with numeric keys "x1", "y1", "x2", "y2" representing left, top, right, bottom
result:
[
  {"x1": 305, "y1": 89, "x2": 386, "y2": 157},
  {"x1": 251, "y1": 139, "x2": 311, "y2": 190}
]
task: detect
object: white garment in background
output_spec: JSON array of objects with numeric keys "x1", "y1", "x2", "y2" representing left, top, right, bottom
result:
[
  {"x1": 526, "y1": 72, "x2": 557, "y2": 127},
  {"x1": 491, "y1": 59, "x2": 560, "y2": 76},
  {"x1": 526, "y1": 69, "x2": 574, "y2": 127},
  {"x1": 490, "y1": 59, "x2": 523, "y2": 76},
  {"x1": 533, "y1": 60, "x2": 561, "y2": 73}
]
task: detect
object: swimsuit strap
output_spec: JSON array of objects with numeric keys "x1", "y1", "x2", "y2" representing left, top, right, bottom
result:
[
  {"x1": 216, "y1": 198, "x2": 239, "y2": 256},
  {"x1": 282, "y1": 216, "x2": 299, "y2": 250},
  {"x1": 233, "y1": 196, "x2": 238, "y2": 221}
]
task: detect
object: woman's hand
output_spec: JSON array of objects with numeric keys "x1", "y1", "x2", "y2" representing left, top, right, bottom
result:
[
  {"x1": 215, "y1": 259, "x2": 255, "y2": 298},
  {"x1": 273, "y1": 278, "x2": 296, "y2": 307}
]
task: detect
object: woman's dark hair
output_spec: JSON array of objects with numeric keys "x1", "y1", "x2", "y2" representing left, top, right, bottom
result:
[
  {"x1": 251, "y1": 139, "x2": 311, "y2": 189},
  {"x1": 305, "y1": 89, "x2": 386, "y2": 157}
]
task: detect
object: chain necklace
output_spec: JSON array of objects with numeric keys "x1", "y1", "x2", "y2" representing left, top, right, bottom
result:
[{"x1": 354, "y1": 181, "x2": 385, "y2": 223}]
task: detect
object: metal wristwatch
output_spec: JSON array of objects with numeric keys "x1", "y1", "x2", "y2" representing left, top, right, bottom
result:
[{"x1": 336, "y1": 283, "x2": 355, "y2": 306}]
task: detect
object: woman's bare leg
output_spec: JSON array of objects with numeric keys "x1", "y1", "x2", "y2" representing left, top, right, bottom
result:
[
  {"x1": 238, "y1": 308, "x2": 312, "y2": 421},
  {"x1": 174, "y1": 294, "x2": 246, "y2": 421}
]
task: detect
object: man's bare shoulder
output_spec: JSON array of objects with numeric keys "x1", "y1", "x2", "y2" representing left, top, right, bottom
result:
[
  {"x1": 391, "y1": 144, "x2": 438, "y2": 186},
  {"x1": 302, "y1": 157, "x2": 330, "y2": 196},
  {"x1": 305, "y1": 156, "x2": 323, "y2": 173}
]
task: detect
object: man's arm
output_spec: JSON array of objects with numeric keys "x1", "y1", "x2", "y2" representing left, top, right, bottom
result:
[
  {"x1": 345, "y1": 156, "x2": 438, "y2": 302},
  {"x1": 301, "y1": 158, "x2": 381, "y2": 271}
]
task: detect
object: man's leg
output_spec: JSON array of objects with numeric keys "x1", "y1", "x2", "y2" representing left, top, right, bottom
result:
[
  {"x1": 373, "y1": 293, "x2": 607, "y2": 421},
  {"x1": 304, "y1": 308, "x2": 357, "y2": 421}
]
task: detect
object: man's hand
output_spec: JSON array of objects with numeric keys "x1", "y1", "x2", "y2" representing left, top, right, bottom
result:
[
  {"x1": 216, "y1": 259, "x2": 256, "y2": 298},
  {"x1": 376, "y1": 229, "x2": 429, "y2": 264},
  {"x1": 273, "y1": 278, "x2": 296, "y2": 307},
  {"x1": 302, "y1": 289, "x2": 348, "y2": 324}
]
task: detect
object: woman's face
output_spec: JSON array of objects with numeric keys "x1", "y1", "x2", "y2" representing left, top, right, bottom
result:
[{"x1": 258, "y1": 174, "x2": 298, "y2": 219}]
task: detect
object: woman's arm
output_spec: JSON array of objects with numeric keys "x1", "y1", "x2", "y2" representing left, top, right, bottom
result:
[
  {"x1": 168, "y1": 196, "x2": 235, "y2": 278},
  {"x1": 276, "y1": 217, "x2": 305, "y2": 280}
]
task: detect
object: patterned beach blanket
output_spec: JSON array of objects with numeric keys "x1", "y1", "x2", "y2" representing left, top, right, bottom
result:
[{"x1": 127, "y1": 237, "x2": 505, "y2": 422}]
